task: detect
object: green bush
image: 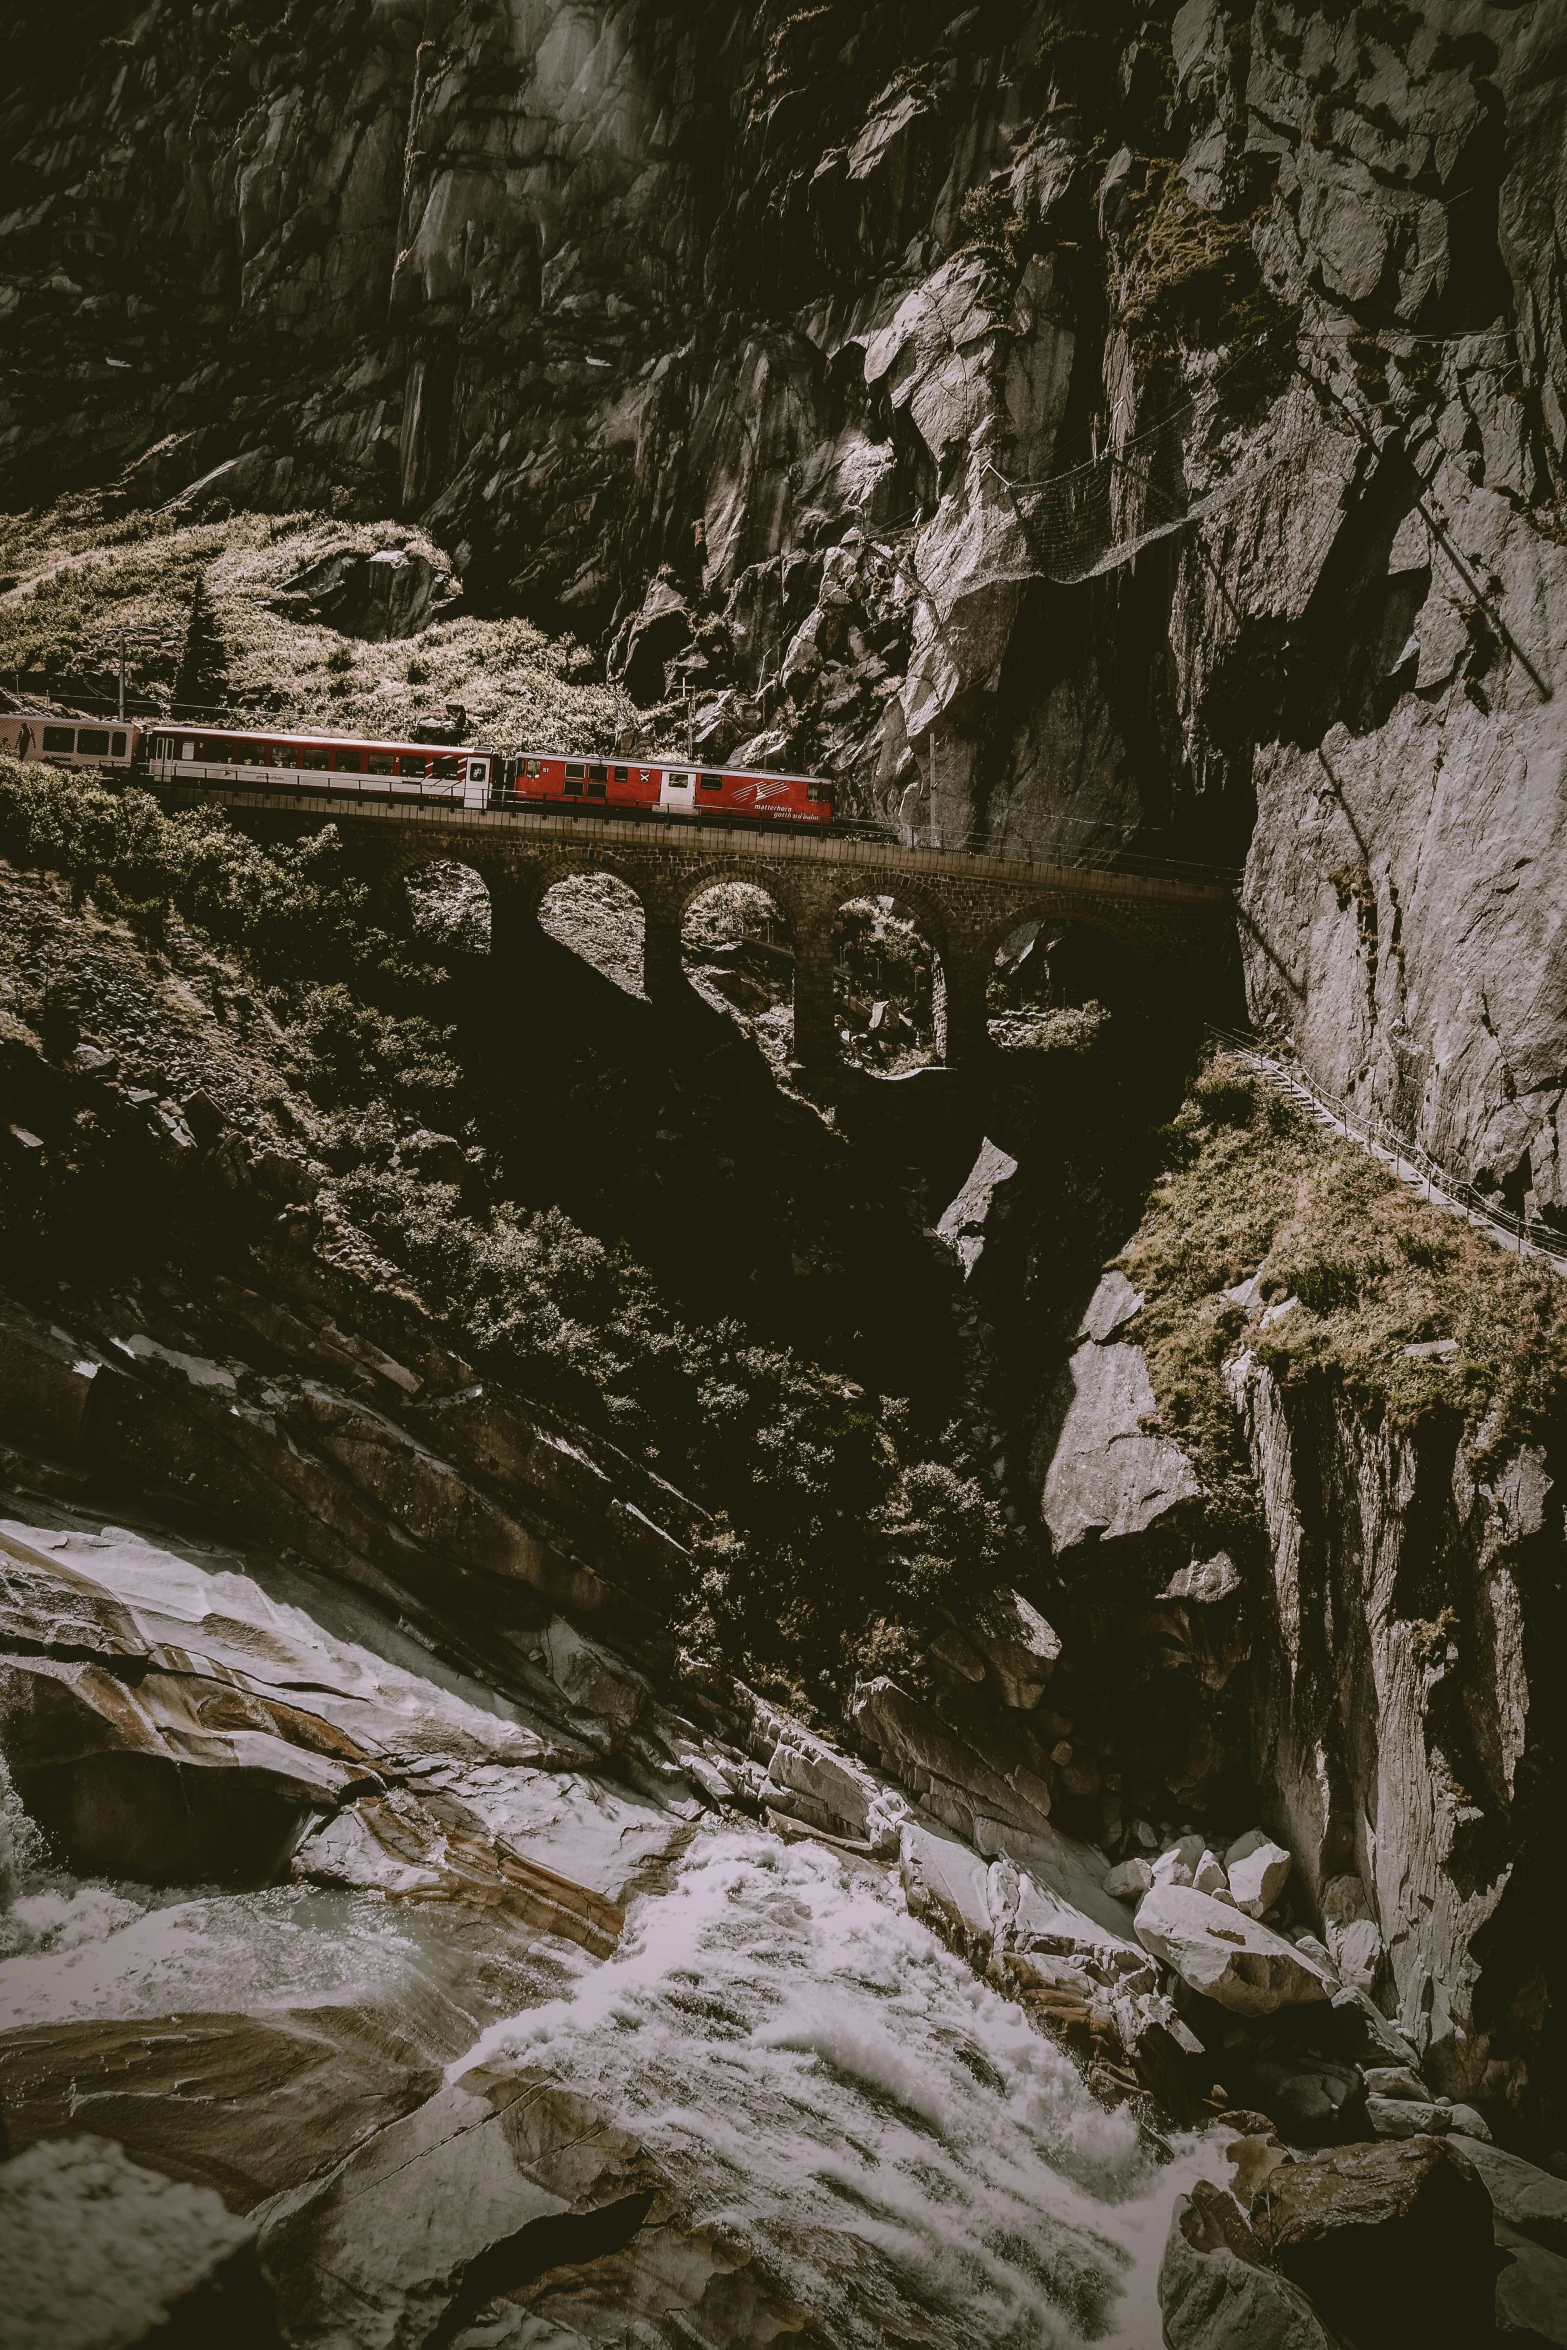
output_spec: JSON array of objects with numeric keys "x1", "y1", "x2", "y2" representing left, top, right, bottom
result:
[
  {"x1": 0, "y1": 758, "x2": 1015, "y2": 1703},
  {"x1": 0, "y1": 758, "x2": 426, "y2": 989}
]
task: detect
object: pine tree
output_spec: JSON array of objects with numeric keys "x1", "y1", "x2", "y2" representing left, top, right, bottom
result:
[{"x1": 173, "y1": 572, "x2": 229, "y2": 715}]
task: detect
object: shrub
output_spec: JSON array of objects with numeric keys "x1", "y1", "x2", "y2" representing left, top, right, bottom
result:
[{"x1": 0, "y1": 760, "x2": 1025, "y2": 1703}]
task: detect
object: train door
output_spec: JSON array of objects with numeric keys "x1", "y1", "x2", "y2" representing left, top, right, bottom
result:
[
  {"x1": 659, "y1": 768, "x2": 696, "y2": 814},
  {"x1": 463, "y1": 757, "x2": 490, "y2": 810}
]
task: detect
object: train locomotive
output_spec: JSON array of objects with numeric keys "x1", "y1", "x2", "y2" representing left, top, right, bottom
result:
[{"x1": 0, "y1": 714, "x2": 836, "y2": 832}]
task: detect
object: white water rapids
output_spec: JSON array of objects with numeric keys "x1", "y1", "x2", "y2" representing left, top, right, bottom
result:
[
  {"x1": 0, "y1": 1494, "x2": 1225, "y2": 2350},
  {"x1": 455, "y1": 1824, "x2": 1218, "y2": 2348},
  {"x1": 0, "y1": 1782, "x2": 1218, "y2": 2345}
]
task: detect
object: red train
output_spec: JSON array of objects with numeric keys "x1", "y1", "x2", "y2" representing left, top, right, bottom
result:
[
  {"x1": 498, "y1": 752, "x2": 834, "y2": 827},
  {"x1": 0, "y1": 713, "x2": 837, "y2": 831}
]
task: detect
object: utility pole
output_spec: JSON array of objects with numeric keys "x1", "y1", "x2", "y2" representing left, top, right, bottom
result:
[{"x1": 680, "y1": 678, "x2": 694, "y2": 763}]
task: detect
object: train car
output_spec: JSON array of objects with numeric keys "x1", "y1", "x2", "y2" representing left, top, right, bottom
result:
[
  {"x1": 144, "y1": 726, "x2": 495, "y2": 809},
  {"x1": 0, "y1": 713, "x2": 141, "y2": 770},
  {"x1": 500, "y1": 752, "x2": 834, "y2": 827}
]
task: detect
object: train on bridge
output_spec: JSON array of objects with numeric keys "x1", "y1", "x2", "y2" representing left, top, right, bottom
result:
[{"x1": 0, "y1": 714, "x2": 837, "y2": 832}]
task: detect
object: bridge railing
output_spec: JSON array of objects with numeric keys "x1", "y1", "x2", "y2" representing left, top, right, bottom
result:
[
  {"x1": 486, "y1": 788, "x2": 1239, "y2": 885},
  {"x1": 1209, "y1": 1024, "x2": 1567, "y2": 1272}
]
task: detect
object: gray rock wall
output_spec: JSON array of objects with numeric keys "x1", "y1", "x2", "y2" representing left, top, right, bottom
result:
[
  {"x1": 7, "y1": 2, "x2": 1562, "y2": 1191},
  {"x1": 1225, "y1": 1348, "x2": 1563, "y2": 2133}
]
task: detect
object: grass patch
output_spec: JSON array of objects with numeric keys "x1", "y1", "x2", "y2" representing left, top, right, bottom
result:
[
  {"x1": 1124, "y1": 1049, "x2": 1567, "y2": 1541},
  {"x1": 0, "y1": 495, "x2": 651, "y2": 755}
]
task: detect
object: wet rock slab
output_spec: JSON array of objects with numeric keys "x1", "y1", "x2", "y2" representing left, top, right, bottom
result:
[{"x1": 0, "y1": 2133, "x2": 280, "y2": 2349}]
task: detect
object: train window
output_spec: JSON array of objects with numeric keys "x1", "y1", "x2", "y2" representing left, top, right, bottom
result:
[
  {"x1": 524, "y1": 758, "x2": 543, "y2": 779},
  {"x1": 267, "y1": 745, "x2": 293, "y2": 765},
  {"x1": 182, "y1": 740, "x2": 196, "y2": 761},
  {"x1": 586, "y1": 763, "x2": 606, "y2": 784},
  {"x1": 300, "y1": 746, "x2": 329, "y2": 769},
  {"x1": 42, "y1": 727, "x2": 75, "y2": 752},
  {"x1": 233, "y1": 741, "x2": 265, "y2": 765},
  {"x1": 613, "y1": 766, "x2": 628, "y2": 785},
  {"x1": 431, "y1": 756, "x2": 460, "y2": 779},
  {"x1": 700, "y1": 773, "x2": 723, "y2": 792},
  {"x1": 807, "y1": 779, "x2": 834, "y2": 803},
  {"x1": 564, "y1": 763, "x2": 584, "y2": 794},
  {"x1": 397, "y1": 754, "x2": 426, "y2": 777},
  {"x1": 586, "y1": 779, "x2": 607, "y2": 797},
  {"x1": 468, "y1": 761, "x2": 487, "y2": 783},
  {"x1": 366, "y1": 752, "x2": 394, "y2": 775},
  {"x1": 334, "y1": 750, "x2": 363, "y2": 773},
  {"x1": 111, "y1": 732, "x2": 126, "y2": 758},
  {"x1": 77, "y1": 728, "x2": 110, "y2": 755}
]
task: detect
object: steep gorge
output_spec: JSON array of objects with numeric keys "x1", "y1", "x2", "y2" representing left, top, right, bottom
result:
[{"x1": 3, "y1": 3, "x2": 1567, "y2": 2345}]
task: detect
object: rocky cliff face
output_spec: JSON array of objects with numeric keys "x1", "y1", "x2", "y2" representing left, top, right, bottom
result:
[{"x1": 6, "y1": 2, "x2": 1567, "y2": 1200}]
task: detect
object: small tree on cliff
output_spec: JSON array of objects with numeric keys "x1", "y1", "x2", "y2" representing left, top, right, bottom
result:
[{"x1": 173, "y1": 573, "x2": 229, "y2": 715}]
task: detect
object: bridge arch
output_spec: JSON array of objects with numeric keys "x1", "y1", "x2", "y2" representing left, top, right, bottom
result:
[
  {"x1": 829, "y1": 890, "x2": 948, "y2": 1075},
  {"x1": 402, "y1": 857, "x2": 493, "y2": 954},
  {"x1": 536, "y1": 866, "x2": 648, "y2": 998},
  {"x1": 682, "y1": 878, "x2": 796, "y2": 1063},
  {"x1": 974, "y1": 897, "x2": 1164, "y2": 978}
]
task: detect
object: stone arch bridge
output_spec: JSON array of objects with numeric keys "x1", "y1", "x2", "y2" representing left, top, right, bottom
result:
[{"x1": 165, "y1": 786, "x2": 1237, "y2": 1067}]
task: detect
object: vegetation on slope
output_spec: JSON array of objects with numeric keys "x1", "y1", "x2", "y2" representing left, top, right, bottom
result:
[
  {"x1": 1127, "y1": 1051, "x2": 1567, "y2": 1550},
  {"x1": 0, "y1": 757, "x2": 1007, "y2": 1711},
  {"x1": 0, "y1": 497, "x2": 640, "y2": 753}
]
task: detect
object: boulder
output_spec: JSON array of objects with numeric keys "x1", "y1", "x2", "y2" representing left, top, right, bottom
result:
[
  {"x1": 1454, "y1": 2137, "x2": 1567, "y2": 2254},
  {"x1": 541, "y1": 1617, "x2": 647, "y2": 1727},
  {"x1": 258, "y1": 2067, "x2": 667, "y2": 2348},
  {"x1": 1104, "y1": 1857, "x2": 1153, "y2": 1902},
  {"x1": 1321, "y1": 1873, "x2": 1384, "y2": 1990},
  {"x1": 849, "y1": 1674, "x2": 1055, "y2": 1850},
  {"x1": 1153, "y1": 1832, "x2": 1207, "y2": 1889},
  {"x1": 1495, "y1": 2234, "x2": 1567, "y2": 2346},
  {"x1": 758, "y1": 1721, "x2": 900, "y2": 1851},
  {"x1": 1134, "y1": 1884, "x2": 1335, "y2": 2015},
  {"x1": 0, "y1": 1652, "x2": 368, "y2": 1885},
  {"x1": 961, "y1": 1586, "x2": 1061, "y2": 1707},
  {"x1": 900, "y1": 1825, "x2": 1150, "y2": 2003},
  {"x1": 293, "y1": 1789, "x2": 625, "y2": 1957},
  {"x1": 1164, "y1": 1552, "x2": 1241, "y2": 1603},
  {"x1": 1225, "y1": 1828, "x2": 1292, "y2": 1918},
  {"x1": 1363, "y1": 2065, "x2": 1427, "y2": 2102},
  {"x1": 1038, "y1": 1335, "x2": 1202, "y2": 1553},
  {"x1": 1367, "y1": 2094, "x2": 1491, "y2": 2142},
  {"x1": 1074, "y1": 1271, "x2": 1145, "y2": 1343},
  {"x1": 991, "y1": 1851, "x2": 1151, "y2": 1985},
  {"x1": 1249, "y1": 2052, "x2": 1367, "y2": 2145},
  {"x1": 1251, "y1": 2135, "x2": 1500, "y2": 2350},
  {"x1": 935, "y1": 1139, "x2": 1019, "y2": 1281},
  {"x1": 267, "y1": 544, "x2": 459, "y2": 641},
  {"x1": 0, "y1": 2007, "x2": 441, "y2": 2211},
  {"x1": 0, "y1": 2134, "x2": 279, "y2": 2349},
  {"x1": 1193, "y1": 1848, "x2": 1229, "y2": 1897},
  {"x1": 899, "y1": 1820, "x2": 993, "y2": 1956},
  {"x1": 1159, "y1": 2183, "x2": 1344, "y2": 2349}
]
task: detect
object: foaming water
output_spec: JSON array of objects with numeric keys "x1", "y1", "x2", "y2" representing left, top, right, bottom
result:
[{"x1": 459, "y1": 1825, "x2": 1220, "y2": 2348}]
